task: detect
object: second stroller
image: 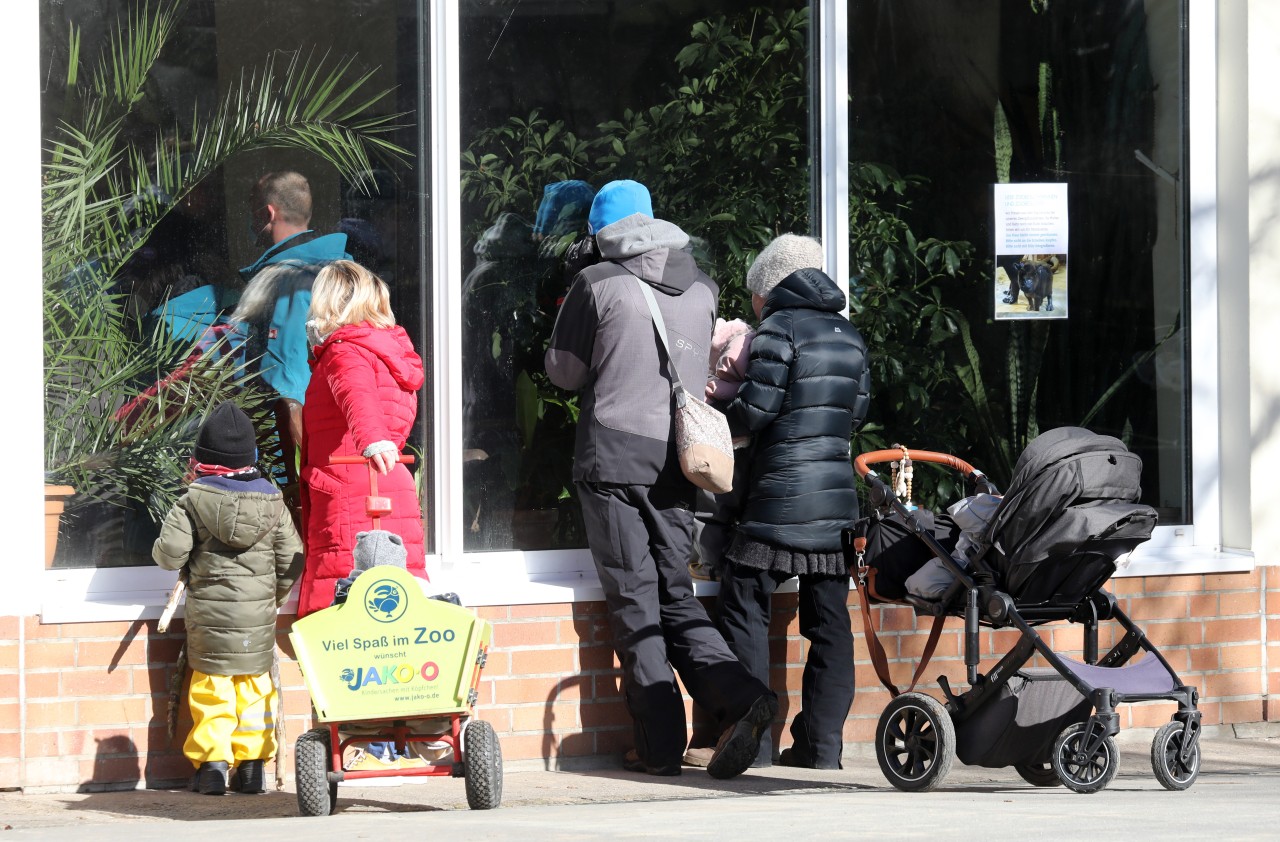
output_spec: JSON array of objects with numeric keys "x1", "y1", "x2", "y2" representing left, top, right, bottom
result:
[{"x1": 844, "y1": 427, "x2": 1202, "y2": 794}]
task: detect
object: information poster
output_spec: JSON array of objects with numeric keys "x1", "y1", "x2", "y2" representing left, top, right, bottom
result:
[{"x1": 993, "y1": 182, "x2": 1069, "y2": 321}]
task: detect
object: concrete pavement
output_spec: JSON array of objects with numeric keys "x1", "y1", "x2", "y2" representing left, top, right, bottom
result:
[{"x1": 2, "y1": 726, "x2": 1277, "y2": 840}]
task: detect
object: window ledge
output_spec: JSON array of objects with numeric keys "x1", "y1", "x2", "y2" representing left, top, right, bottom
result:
[
  {"x1": 39, "y1": 544, "x2": 1258, "y2": 624},
  {"x1": 1113, "y1": 546, "x2": 1254, "y2": 578}
]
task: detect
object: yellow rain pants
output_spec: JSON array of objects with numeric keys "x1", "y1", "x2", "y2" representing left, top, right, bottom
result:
[{"x1": 184, "y1": 670, "x2": 277, "y2": 768}]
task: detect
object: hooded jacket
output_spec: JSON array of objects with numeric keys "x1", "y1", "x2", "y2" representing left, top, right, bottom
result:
[
  {"x1": 727, "y1": 268, "x2": 871, "y2": 553},
  {"x1": 153, "y1": 475, "x2": 303, "y2": 676},
  {"x1": 236, "y1": 231, "x2": 351, "y2": 403},
  {"x1": 297, "y1": 323, "x2": 426, "y2": 617},
  {"x1": 545, "y1": 213, "x2": 717, "y2": 486}
]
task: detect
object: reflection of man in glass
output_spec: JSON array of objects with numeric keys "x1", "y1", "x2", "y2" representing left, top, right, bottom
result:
[
  {"x1": 232, "y1": 171, "x2": 351, "y2": 403},
  {"x1": 534, "y1": 180, "x2": 599, "y2": 298},
  {"x1": 532, "y1": 180, "x2": 595, "y2": 242},
  {"x1": 545, "y1": 180, "x2": 777, "y2": 779},
  {"x1": 460, "y1": 211, "x2": 536, "y2": 549},
  {"x1": 460, "y1": 180, "x2": 596, "y2": 550}
]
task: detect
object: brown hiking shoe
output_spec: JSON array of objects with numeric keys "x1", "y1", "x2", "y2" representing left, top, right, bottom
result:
[
  {"x1": 682, "y1": 746, "x2": 716, "y2": 767},
  {"x1": 707, "y1": 694, "x2": 779, "y2": 780}
]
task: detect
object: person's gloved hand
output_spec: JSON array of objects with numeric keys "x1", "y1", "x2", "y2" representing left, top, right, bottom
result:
[{"x1": 362, "y1": 440, "x2": 398, "y2": 475}]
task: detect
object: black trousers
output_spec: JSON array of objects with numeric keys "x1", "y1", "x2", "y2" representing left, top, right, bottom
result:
[
  {"x1": 717, "y1": 563, "x2": 855, "y2": 768},
  {"x1": 691, "y1": 443, "x2": 753, "y2": 571},
  {"x1": 576, "y1": 480, "x2": 774, "y2": 767}
]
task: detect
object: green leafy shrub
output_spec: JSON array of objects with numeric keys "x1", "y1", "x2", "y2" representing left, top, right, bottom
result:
[{"x1": 460, "y1": 6, "x2": 977, "y2": 512}]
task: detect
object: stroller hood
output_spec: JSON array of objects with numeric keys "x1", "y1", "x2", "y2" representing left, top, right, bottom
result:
[{"x1": 981, "y1": 427, "x2": 1157, "y2": 603}]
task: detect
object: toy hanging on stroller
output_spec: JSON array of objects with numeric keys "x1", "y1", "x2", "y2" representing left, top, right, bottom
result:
[{"x1": 844, "y1": 427, "x2": 1201, "y2": 794}]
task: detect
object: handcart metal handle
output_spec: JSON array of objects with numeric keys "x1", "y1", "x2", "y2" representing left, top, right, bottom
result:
[{"x1": 329, "y1": 453, "x2": 415, "y2": 528}]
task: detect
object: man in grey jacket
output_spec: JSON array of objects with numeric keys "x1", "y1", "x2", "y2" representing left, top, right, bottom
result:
[{"x1": 546, "y1": 180, "x2": 777, "y2": 779}]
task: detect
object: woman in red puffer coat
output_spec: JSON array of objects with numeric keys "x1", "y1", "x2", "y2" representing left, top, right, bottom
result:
[{"x1": 296, "y1": 260, "x2": 426, "y2": 617}]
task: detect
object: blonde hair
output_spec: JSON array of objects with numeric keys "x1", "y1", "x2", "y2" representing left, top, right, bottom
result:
[{"x1": 308, "y1": 260, "x2": 396, "y2": 336}]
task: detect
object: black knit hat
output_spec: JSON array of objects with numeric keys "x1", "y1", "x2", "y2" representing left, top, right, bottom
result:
[{"x1": 194, "y1": 401, "x2": 257, "y2": 468}]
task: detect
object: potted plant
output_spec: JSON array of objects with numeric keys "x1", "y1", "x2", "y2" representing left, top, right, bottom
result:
[{"x1": 42, "y1": 1, "x2": 408, "y2": 563}]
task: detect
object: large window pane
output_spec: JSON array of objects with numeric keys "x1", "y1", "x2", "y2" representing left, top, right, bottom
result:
[
  {"x1": 41, "y1": 0, "x2": 428, "y2": 567},
  {"x1": 459, "y1": 0, "x2": 815, "y2": 551},
  {"x1": 848, "y1": 0, "x2": 1188, "y2": 522}
]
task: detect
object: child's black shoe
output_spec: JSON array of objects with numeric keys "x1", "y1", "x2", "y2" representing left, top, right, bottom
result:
[
  {"x1": 235, "y1": 759, "x2": 265, "y2": 794},
  {"x1": 193, "y1": 760, "x2": 228, "y2": 795}
]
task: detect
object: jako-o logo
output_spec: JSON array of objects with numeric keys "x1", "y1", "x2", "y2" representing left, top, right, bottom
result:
[
  {"x1": 339, "y1": 662, "x2": 441, "y2": 691},
  {"x1": 365, "y1": 579, "x2": 408, "y2": 623}
]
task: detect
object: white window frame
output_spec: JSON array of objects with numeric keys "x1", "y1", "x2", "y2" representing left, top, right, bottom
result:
[
  {"x1": 1116, "y1": 0, "x2": 1250, "y2": 578},
  {"x1": 33, "y1": 0, "x2": 1246, "y2": 624}
]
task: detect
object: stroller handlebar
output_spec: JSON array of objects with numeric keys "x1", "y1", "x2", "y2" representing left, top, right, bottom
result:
[
  {"x1": 854, "y1": 449, "x2": 979, "y2": 479},
  {"x1": 856, "y1": 448, "x2": 999, "y2": 497}
]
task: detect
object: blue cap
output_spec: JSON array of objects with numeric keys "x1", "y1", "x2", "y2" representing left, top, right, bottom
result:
[
  {"x1": 588, "y1": 180, "x2": 653, "y2": 235},
  {"x1": 533, "y1": 180, "x2": 596, "y2": 237}
]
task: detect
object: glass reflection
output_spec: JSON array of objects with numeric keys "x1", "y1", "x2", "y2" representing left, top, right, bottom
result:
[
  {"x1": 41, "y1": 0, "x2": 425, "y2": 567},
  {"x1": 459, "y1": 1, "x2": 814, "y2": 550},
  {"x1": 847, "y1": 0, "x2": 1188, "y2": 521}
]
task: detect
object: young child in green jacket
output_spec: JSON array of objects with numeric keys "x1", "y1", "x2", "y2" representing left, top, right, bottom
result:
[{"x1": 153, "y1": 401, "x2": 304, "y2": 795}]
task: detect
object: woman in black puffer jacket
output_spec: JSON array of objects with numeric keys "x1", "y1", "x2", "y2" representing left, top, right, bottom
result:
[{"x1": 719, "y1": 234, "x2": 870, "y2": 770}]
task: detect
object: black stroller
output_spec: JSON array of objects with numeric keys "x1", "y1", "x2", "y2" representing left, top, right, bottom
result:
[{"x1": 843, "y1": 427, "x2": 1201, "y2": 794}]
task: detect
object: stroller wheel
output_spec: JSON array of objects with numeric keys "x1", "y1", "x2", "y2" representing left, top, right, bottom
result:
[
  {"x1": 1150, "y1": 720, "x2": 1200, "y2": 791},
  {"x1": 875, "y1": 692, "x2": 955, "y2": 792},
  {"x1": 1051, "y1": 722, "x2": 1119, "y2": 794},
  {"x1": 1014, "y1": 760, "x2": 1061, "y2": 787}
]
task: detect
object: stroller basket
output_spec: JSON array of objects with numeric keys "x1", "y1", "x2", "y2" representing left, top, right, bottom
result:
[{"x1": 954, "y1": 668, "x2": 1090, "y2": 768}]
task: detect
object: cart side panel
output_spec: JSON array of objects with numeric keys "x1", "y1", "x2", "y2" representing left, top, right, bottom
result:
[{"x1": 289, "y1": 567, "x2": 492, "y2": 722}]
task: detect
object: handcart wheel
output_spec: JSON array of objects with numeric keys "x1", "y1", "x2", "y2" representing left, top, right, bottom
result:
[
  {"x1": 1014, "y1": 759, "x2": 1062, "y2": 787},
  {"x1": 1150, "y1": 720, "x2": 1200, "y2": 791},
  {"x1": 463, "y1": 719, "x2": 504, "y2": 810},
  {"x1": 875, "y1": 692, "x2": 955, "y2": 792},
  {"x1": 1051, "y1": 722, "x2": 1119, "y2": 794},
  {"x1": 296, "y1": 727, "x2": 338, "y2": 817}
]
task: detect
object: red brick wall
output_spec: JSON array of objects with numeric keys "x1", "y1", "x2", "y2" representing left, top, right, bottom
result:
[
  {"x1": 1, "y1": 569, "x2": 1272, "y2": 791},
  {"x1": 1266, "y1": 566, "x2": 1279, "y2": 722}
]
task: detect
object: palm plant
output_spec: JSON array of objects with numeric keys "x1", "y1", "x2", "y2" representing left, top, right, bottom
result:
[{"x1": 43, "y1": 0, "x2": 409, "y2": 524}]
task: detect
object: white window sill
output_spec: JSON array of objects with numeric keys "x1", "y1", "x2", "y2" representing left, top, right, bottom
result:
[
  {"x1": 1113, "y1": 546, "x2": 1254, "y2": 578},
  {"x1": 38, "y1": 543, "x2": 1256, "y2": 624}
]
